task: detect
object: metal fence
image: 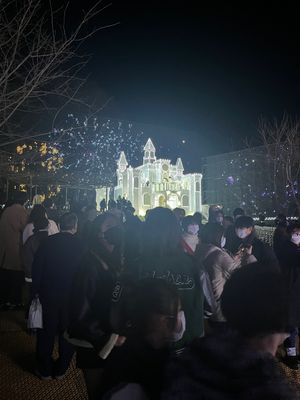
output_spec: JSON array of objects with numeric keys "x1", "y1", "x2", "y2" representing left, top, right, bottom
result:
[{"x1": 255, "y1": 225, "x2": 275, "y2": 247}]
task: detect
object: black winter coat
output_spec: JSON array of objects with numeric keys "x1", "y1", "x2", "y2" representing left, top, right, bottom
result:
[
  {"x1": 162, "y1": 332, "x2": 299, "y2": 400},
  {"x1": 32, "y1": 232, "x2": 84, "y2": 304},
  {"x1": 224, "y1": 225, "x2": 243, "y2": 254},
  {"x1": 22, "y1": 230, "x2": 48, "y2": 279},
  {"x1": 101, "y1": 337, "x2": 169, "y2": 399},
  {"x1": 242, "y1": 232, "x2": 279, "y2": 268},
  {"x1": 67, "y1": 249, "x2": 117, "y2": 352},
  {"x1": 31, "y1": 232, "x2": 84, "y2": 329},
  {"x1": 277, "y1": 240, "x2": 300, "y2": 326}
]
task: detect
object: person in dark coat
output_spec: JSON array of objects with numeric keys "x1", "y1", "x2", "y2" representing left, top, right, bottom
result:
[
  {"x1": 101, "y1": 279, "x2": 184, "y2": 400},
  {"x1": 208, "y1": 205, "x2": 224, "y2": 225},
  {"x1": 100, "y1": 199, "x2": 107, "y2": 213},
  {"x1": 67, "y1": 212, "x2": 124, "y2": 400},
  {"x1": 162, "y1": 262, "x2": 298, "y2": 400},
  {"x1": 130, "y1": 207, "x2": 204, "y2": 352},
  {"x1": 31, "y1": 213, "x2": 83, "y2": 379},
  {"x1": 22, "y1": 204, "x2": 59, "y2": 244},
  {"x1": 224, "y1": 207, "x2": 245, "y2": 254},
  {"x1": 234, "y1": 216, "x2": 279, "y2": 267},
  {"x1": 273, "y1": 214, "x2": 289, "y2": 259},
  {"x1": 123, "y1": 206, "x2": 143, "y2": 264},
  {"x1": 276, "y1": 221, "x2": 300, "y2": 370}
]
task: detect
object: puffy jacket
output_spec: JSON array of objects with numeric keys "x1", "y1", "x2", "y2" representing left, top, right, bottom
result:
[
  {"x1": 67, "y1": 249, "x2": 118, "y2": 352},
  {"x1": 196, "y1": 244, "x2": 255, "y2": 321}
]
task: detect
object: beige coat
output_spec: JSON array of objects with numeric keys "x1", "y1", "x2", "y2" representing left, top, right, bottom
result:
[
  {"x1": 197, "y1": 243, "x2": 256, "y2": 321},
  {"x1": 0, "y1": 204, "x2": 28, "y2": 271}
]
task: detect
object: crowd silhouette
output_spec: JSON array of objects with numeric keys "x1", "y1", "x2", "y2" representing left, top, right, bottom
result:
[{"x1": 0, "y1": 195, "x2": 300, "y2": 399}]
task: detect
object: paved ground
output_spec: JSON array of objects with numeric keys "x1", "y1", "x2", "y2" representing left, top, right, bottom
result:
[
  {"x1": 1, "y1": 310, "x2": 300, "y2": 400},
  {"x1": 0, "y1": 310, "x2": 88, "y2": 400}
]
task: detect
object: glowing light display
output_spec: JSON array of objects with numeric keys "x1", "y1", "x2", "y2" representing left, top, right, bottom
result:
[
  {"x1": 12, "y1": 115, "x2": 145, "y2": 186},
  {"x1": 115, "y1": 138, "x2": 202, "y2": 216}
]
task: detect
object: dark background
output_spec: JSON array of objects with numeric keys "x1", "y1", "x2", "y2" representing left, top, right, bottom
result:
[{"x1": 57, "y1": 1, "x2": 300, "y2": 168}]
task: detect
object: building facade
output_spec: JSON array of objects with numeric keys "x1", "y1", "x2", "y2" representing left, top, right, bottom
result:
[
  {"x1": 114, "y1": 138, "x2": 202, "y2": 216},
  {"x1": 202, "y1": 145, "x2": 291, "y2": 217}
]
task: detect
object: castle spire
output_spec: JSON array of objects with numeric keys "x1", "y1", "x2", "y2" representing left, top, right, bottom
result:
[
  {"x1": 117, "y1": 151, "x2": 128, "y2": 172},
  {"x1": 176, "y1": 157, "x2": 184, "y2": 174},
  {"x1": 143, "y1": 138, "x2": 156, "y2": 164}
]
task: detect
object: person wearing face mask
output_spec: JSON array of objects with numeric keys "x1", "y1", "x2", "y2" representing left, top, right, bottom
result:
[
  {"x1": 181, "y1": 216, "x2": 200, "y2": 255},
  {"x1": 67, "y1": 213, "x2": 124, "y2": 400},
  {"x1": 31, "y1": 213, "x2": 84, "y2": 380},
  {"x1": 276, "y1": 221, "x2": 300, "y2": 370},
  {"x1": 234, "y1": 216, "x2": 279, "y2": 269},
  {"x1": 131, "y1": 207, "x2": 204, "y2": 353},
  {"x1": 224, "y1": 208, "x2": 245, "y2": 254},
  {"x1": 196, "y1": 223, "x2": 256, "y2": 330}
]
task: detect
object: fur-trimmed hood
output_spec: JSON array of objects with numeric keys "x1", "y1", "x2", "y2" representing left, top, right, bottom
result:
[{"x1": 162, "y1": 332, "x2": 299, "y2": 400}]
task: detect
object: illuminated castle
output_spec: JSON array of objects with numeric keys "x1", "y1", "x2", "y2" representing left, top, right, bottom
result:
[{"x1": 114, "y1": 138, "x2": 202, "y2": 216}]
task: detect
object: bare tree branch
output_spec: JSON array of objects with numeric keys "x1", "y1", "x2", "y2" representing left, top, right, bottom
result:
[
  {"x1": 259, "y1": 114, "x2": 300, "y2": 215},
  {"x1": 0, "y1": 0, "x2": 119, "y2": 144}
]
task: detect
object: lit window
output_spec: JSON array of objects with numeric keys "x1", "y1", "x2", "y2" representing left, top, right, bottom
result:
[
  {"x1": 144, "y1": 193, "x2": 151, "y2": 206},
  {"x1": 182, "y1": 195, "x2": 189, "y2": 207}
]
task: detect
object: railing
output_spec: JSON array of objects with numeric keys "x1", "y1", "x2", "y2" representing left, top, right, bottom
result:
[
  {"x1": 255, "y1": 226, "x2": 275, "y2": 246},
  {"x1": 150, "y1": 183, "x2": 187, "y2": 192}
]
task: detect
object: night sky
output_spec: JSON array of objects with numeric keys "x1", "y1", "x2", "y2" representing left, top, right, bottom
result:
[{"x1": 65, "y1": 1, "x2": 300, "y2": 168}]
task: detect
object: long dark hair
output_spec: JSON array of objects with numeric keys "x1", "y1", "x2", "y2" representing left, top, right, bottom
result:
[
  {"x1": 88, "y1": 213, "x2": 123, "y2": 272},
  {"x1": 29, "y1": 204, "x2": 49, "y2": 232},
  {"x1": 142, "y1": 207, "x2": 181, "y2": 256},
  {"x1": 201, "y1": 223, "x2": 224, "y2": 248},
  {"x1": 129, "y1": 278, "x2": 180, "y2": 336}
]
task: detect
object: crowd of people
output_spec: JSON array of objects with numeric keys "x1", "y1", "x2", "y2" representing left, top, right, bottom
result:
[{"x1": 0, "y1": 194, "x2": 300, "y2": 399}]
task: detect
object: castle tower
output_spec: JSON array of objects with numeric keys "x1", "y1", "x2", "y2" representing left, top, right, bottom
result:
[
  {"x1": 176, "y1": 157, "x2": 184, "y2": 175},
  {"x1": 117, "y1": 151, "x2": 128, "y2": 172},
  {"x1": 143, "y1": 138, "x2": 156, "y2": 164}
]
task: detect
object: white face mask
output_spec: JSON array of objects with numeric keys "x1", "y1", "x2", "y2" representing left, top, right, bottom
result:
[
  {"x1": 291, "y1": 234, "x2": 300, "y2": 246},
  {"x1": 187, "y1": 224, "x2": 199, "y2": 235},
  {"x1": 221, "y1": 236, "x2": 226, "y2": 248},
  {"x1": 236, "y1": 228, "x2": 249, "y2": 239},
  {"x1": 171, "y1": 310, "x2": 186, "y2": 342}
]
